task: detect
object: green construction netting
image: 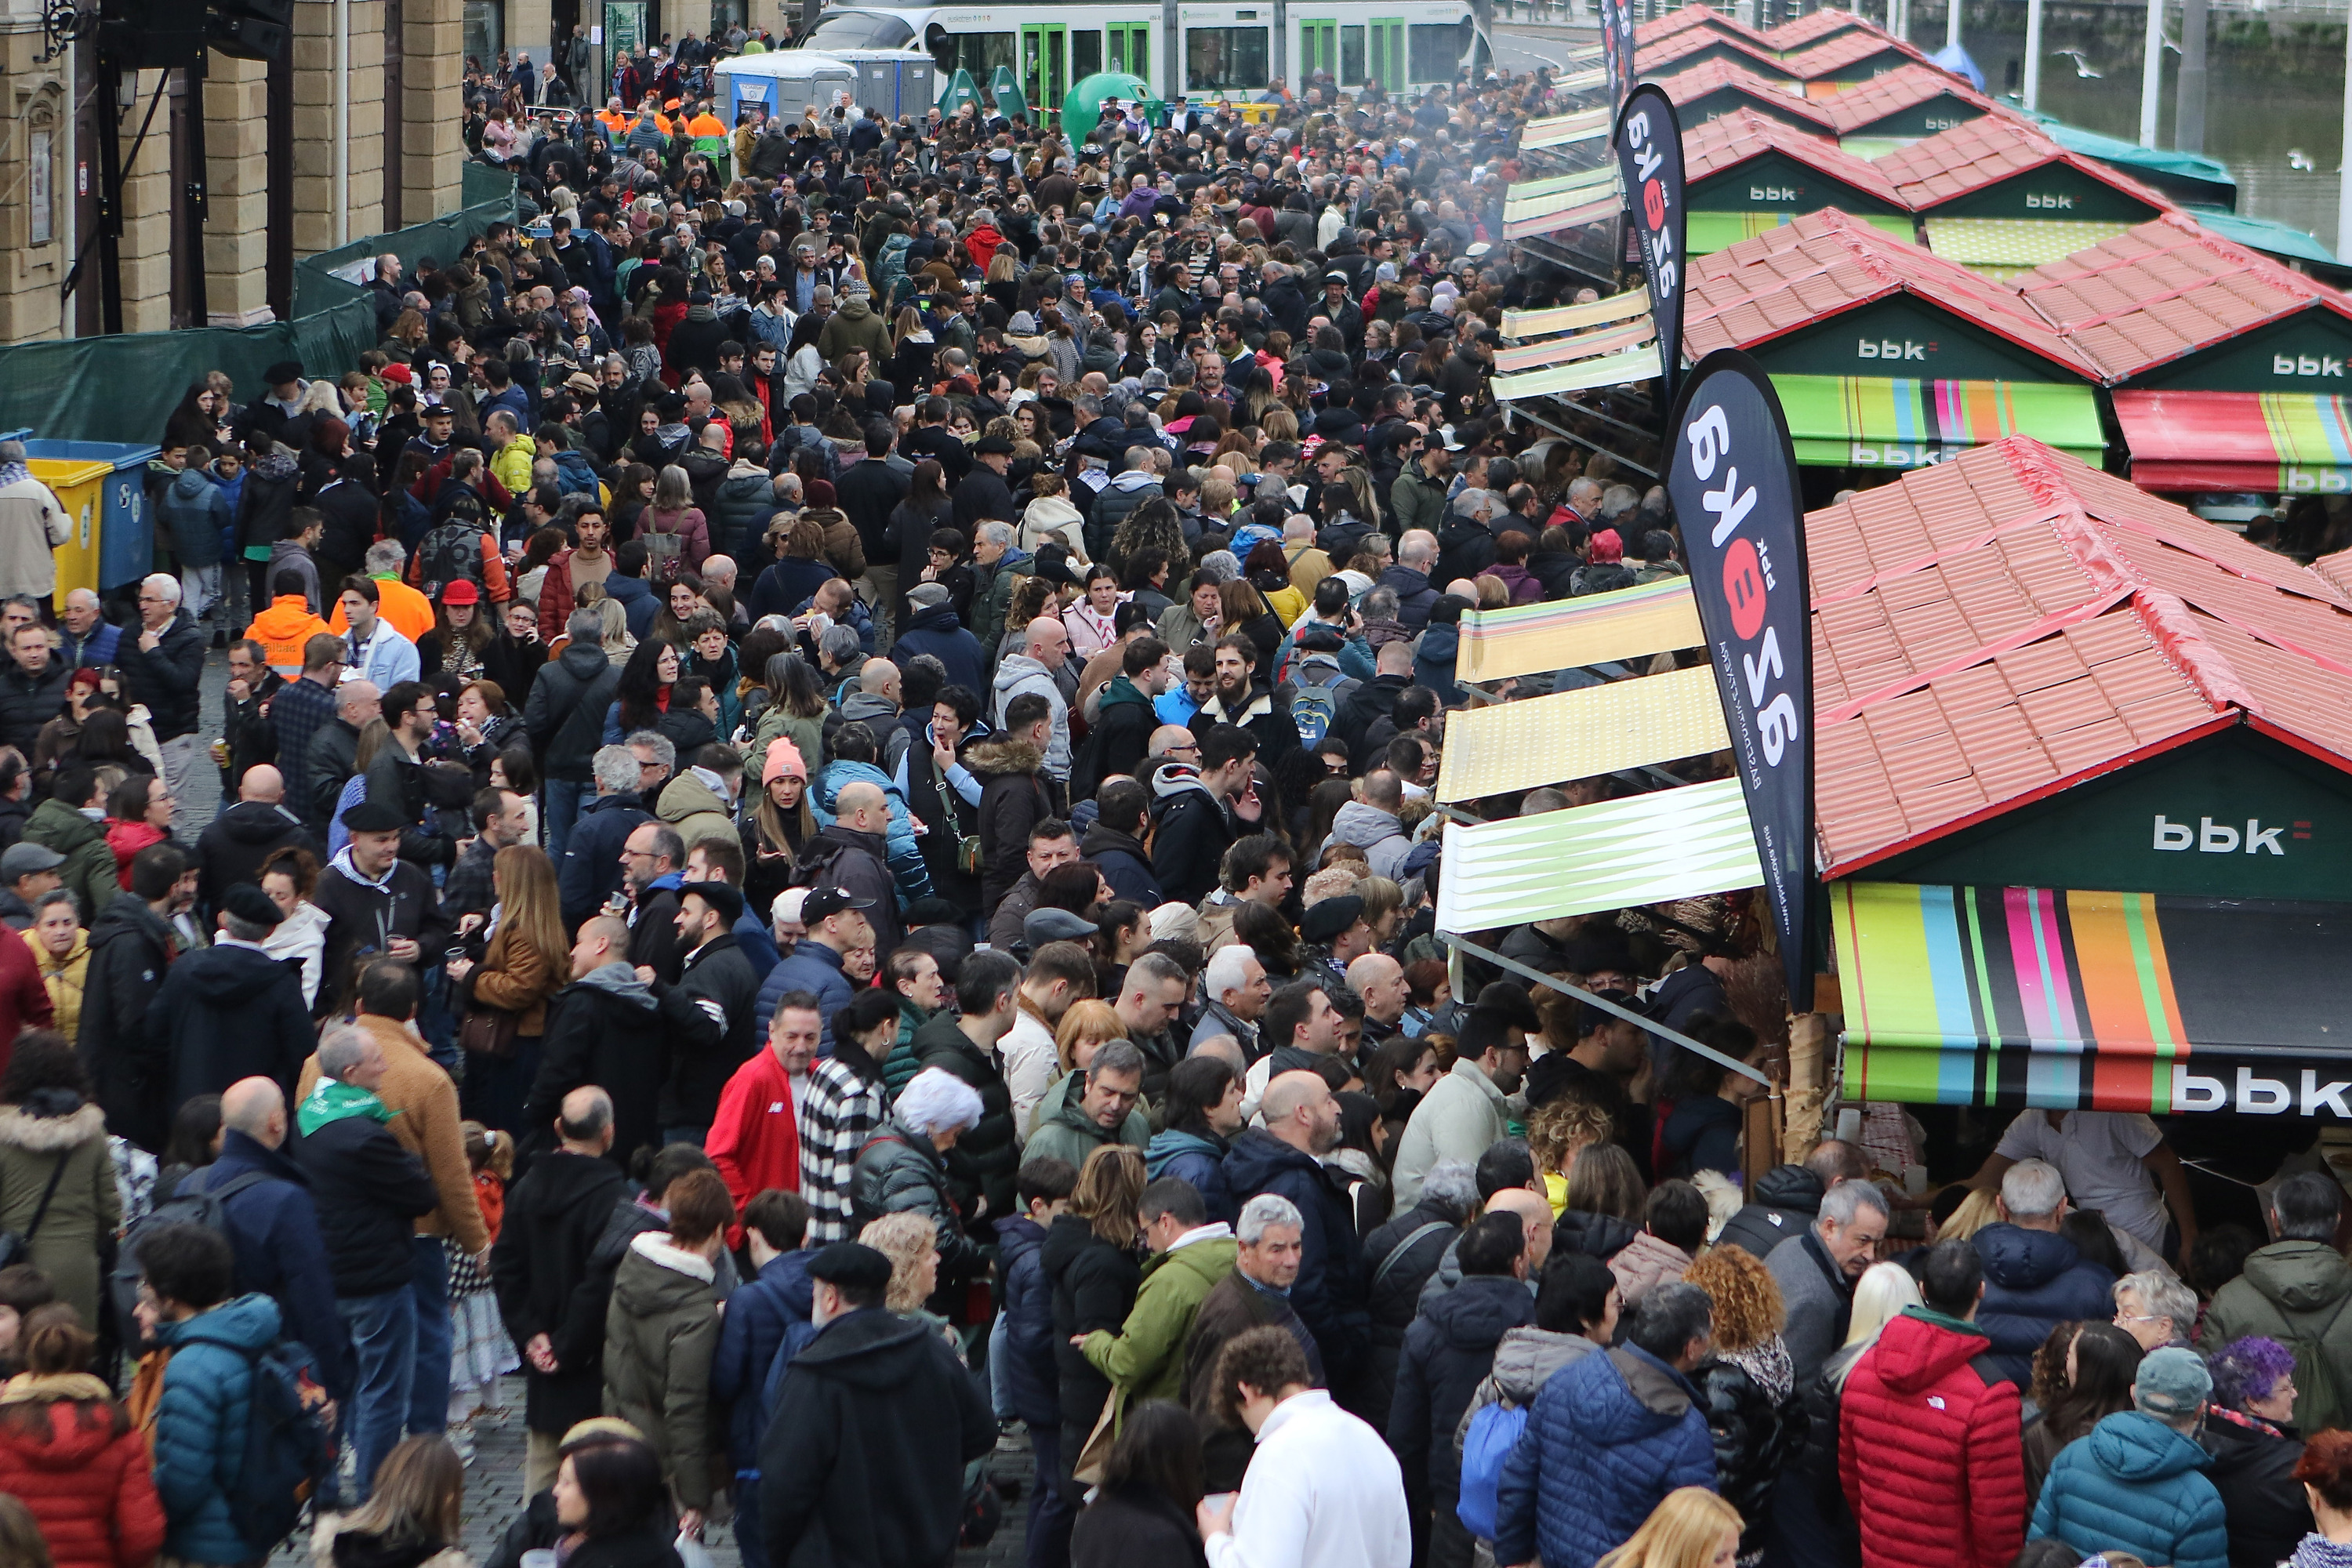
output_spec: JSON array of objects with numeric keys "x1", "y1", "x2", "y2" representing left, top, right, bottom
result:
[{"x1": 0, "y1": 176, "x2": 518, "y2": 448}]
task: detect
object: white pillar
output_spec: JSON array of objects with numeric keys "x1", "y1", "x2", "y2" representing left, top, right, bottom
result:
[
  {"x1": 1945, "y1": 0, "x2": 1960, "y2": 52},
  {"x1": 2023, "y1": 0, "x2": 2044, "y2": 111},
  {"x1": 2338, "y1": 9, "x2": 2352, "y2": 261},
  {"x1": 2139, "y1": 0, "x2": 2165, "y2": 147}
]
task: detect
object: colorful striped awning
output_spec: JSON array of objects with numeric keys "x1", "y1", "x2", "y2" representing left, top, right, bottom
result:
[
  {"x1": 1504, "y1": 288, "x2": 1652, "y2": 341},
  {"x1": 1833, "y1": 880, "x2": 2352, "y2": 1113},
  {"x1": 1454, "y1": 577, "x2": 1704, "y2": 684},
  {"x1": 1505, "y1": 191, "x2": 1623, "y2": 240},
  {"x1": 1770, "y1": 375, "x2": 2106, "y2": 468},
  {"x1": 1437, "y1": 779, "x2": 1762, "y2": 932},
  {"x1": 1519, "y1": 107, "x2": 1613, "y2": 148},
  {"x1": 2113, "y1": 390, "x2": 2352, "y2": 494},
  {"x1": 1436, "y1": 663, "x2": 1730, "y2": 803},
  {"x1": 1689, "y1": 210, "x2": 1913, "y2": 255}
]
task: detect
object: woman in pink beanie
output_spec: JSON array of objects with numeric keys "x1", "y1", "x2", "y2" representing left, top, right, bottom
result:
[{"x1": 745, "y1": 735, "x2": 815, "y2": 913}]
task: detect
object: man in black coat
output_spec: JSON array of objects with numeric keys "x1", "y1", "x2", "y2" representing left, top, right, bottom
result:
[
  {"x1": 194, "y1": 764, "x2": 319, "y2": 920},
  {"x1": 77, "y1": 841, "x2": 185, "y2": 1152},
  {"x1": 492, "y1": 1085, "x2": 631, "y2": 1494},
  {"x1": 119, "y1": 576, "x2": 208, "y2": 837},
  {"x1": 312, "y1": 804, "x2": 452, "y2": 1018},
  {"x1": 760, "y1": 1242, "x2": 993, "y2": 1568},
  {"x1": 902, "y1": 396, "x2": 971, "y2": 485},
  {"x1": 952, "y1": 434, "x2": 1018, "y2": 533},
  {"x1": 1149, "y1": 725, "x2": 1253, "y2": 909},
  {"x1": 154, "y1": 881, "x2": 316, "y2": 1112},
  {"x1": 521, "y1": 611, "x2": 622, "y2": 860},
  {"x1": 0, "y1": 622, "x2": 67, "y2": 762},
  {"x1": 834, "y1": 422, "x2": 912, "y2": 575},
  {"x1": 523, "y1": 915, "x2": 717, "y2": 1174},
  {"x1": 289, "y1": 1018, "x2": 441, "y2": 1501},
  {"x1": 666, "y1": 882, "x2": 764, "y2": 1144}
]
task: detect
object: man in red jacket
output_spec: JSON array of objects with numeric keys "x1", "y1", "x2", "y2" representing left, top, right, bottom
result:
[
  {"x1": 1839, "y1": 1239, "x2": 2025, "y2": 1568},
  {"x1": 708, "y1": 983, "x2": 818, "y2": 1236}
]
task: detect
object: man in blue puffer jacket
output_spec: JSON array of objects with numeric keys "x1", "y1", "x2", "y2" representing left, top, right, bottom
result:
[
  {"x1": 137, "y1": 1221, "x2": 287, "y2": 1567},
  {"x1": 1973, "y1": 1156, "x2": 2117, "y2": 1387},
  {"x1": 1494, "y1": 1282, "x2": 1719, "y2": 1568},
  {"x1": 812, "y1": 728, "x2": 933, "y2": 910},
  {"x1": 2031, "y1": 1345, "x2": 2228, "y2": 1568}
]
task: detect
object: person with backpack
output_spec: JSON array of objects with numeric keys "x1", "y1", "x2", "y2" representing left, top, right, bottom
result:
[
  {"x1": 2198, "y1": 1171, "x2": 2352, "y2": 1434},
  {"x1": 523, "y1": 608, "x2": 625, "y2": 866},
  {"x1": 412, "y1": 496, "x2": 514, "y2": 608},
  {"x1": 1287, "y1": 628, "x2": 1360, "y2": 754},
  {"x1": 135, "y1": 1220, "x2": 329, "y2": 1568}
]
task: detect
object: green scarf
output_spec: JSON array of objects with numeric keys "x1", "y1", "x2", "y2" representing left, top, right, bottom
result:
[{"x1": 297, "y1": 1076, "x2": 395, "y2": 1135}]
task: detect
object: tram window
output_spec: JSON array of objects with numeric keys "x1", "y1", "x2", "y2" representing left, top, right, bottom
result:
[
  {"x1": 1341, "y1": 24, "x2": 1365, "y2": 85},
  {"x1": 1185, "y1": 26, "x2": 1269, "y2": 89},
  {"x1": 805, "y1": 10, "x2": 916, "y2": 47},
  {"x1": 1073, "y1": 31, "x2": 1102, "y2": 79},
  {"x1": 1407, "y1": 23, "x2": 1462, "y2": 82},
  {"x1": 931, "y1": 30, "x2": 1016, "y2": 79}
]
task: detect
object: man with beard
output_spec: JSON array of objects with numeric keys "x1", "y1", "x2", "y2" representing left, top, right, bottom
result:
[{"x1": 1388, "y1": 1004, "x2": 1531, "y2": 1207}]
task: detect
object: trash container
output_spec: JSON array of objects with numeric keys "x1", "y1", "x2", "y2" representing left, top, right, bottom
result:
[{"x1": 20, "y1": 439, "x2": 161, "y2": 596}]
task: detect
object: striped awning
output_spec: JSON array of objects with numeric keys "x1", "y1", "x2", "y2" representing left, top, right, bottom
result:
[
  {"x1": 1437, "y1": 779, "x2": 1762, "y2": 932},
  {"x1": 1493, "y1": 319, "x2": 1657, "y2": 374},
  {"x1": 1492, "y1": 343, "x2": 1668, "y2": 401},
  {"x1": 1436, "y1": 663, "x2": 1730, "y2": 802},
  {"x1": 1504, "y1": 288, "x2": 1652, "y2": 341},
  {"x1": 2113, "y1": 389, "x2": 2352, "y2": 494},
  {"x1": 1922, "y1": 217, "x2": 2136, "y2": 271},
  {"x1": 1504, "y1": 169, "x2": 1624, "y2": 240},
  {"x1": 1833, "y1": 880, "x2": 2352, "y2": 1113},
  {"x1": 1454, "y1": 577, "x2": 1703, "y2": 684},
  {"x1": 1770, "y1": 375, "x2": 2106, "y2": 468},
  {"x1": 1519, "y1": 107, "x2": 1613, "y2": 148},
  {"x1": 1689, "y1": 210, "x2": 1913, "y2": 254}
]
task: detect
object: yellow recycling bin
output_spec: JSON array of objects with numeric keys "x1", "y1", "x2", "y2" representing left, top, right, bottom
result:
[{"x1": 27, "y1": 459, "x2": 109, "y2": 601}]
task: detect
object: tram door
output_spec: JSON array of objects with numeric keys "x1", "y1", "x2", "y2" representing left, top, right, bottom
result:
[
  {"x1": 1022, "y1": 24, "x2": 1069, "y2": 122},
  {"x1": 1299, "y1": 19, "x2": 1336, "y2": 80},
  {"x1": 1107, "y1": 21, "x2": 1151, "y2": 83},
  {"x1": 1367, "y1": 18, "x2": 1404, "y2": 89}
]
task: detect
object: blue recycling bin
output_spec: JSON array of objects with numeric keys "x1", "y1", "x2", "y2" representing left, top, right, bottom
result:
[{"x1": 18, "y1": 437, "x2": 160, "y2": 593}]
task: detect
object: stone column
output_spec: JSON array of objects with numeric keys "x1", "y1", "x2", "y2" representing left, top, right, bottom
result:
[
  {"x1": 292, "y1": 0, "x2": 389, "y2": 255},
  {"x1": 0, "y1": 30, "x2": 73, "y2": 343},
  {"x1": 402, "y1": 0, "x2": 465, "y2": 221},
  {"x1": 205, "y1": 53, "x2": 274, "y2": 324},
  {"x1": 118, "y1": 67, "x2": 176, "y2": 332}
]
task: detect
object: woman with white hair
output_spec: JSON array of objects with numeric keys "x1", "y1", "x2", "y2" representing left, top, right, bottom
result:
[
  {"x1": 1781, "y1": 1260, "x2": 1924, "y2": 1565},
  {"x1": 852, "y1": 1065, "x2": 984, "y2": 1290}
]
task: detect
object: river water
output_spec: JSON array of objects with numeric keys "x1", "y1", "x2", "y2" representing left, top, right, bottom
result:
[{"x1": 1934, "y1": 2, "x2": 2346, "y2": 238}]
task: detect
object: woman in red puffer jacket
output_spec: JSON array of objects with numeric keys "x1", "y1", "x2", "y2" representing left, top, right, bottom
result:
[{"x1": 0, "y1": 1305, "x2": 165, "y2": 1568}]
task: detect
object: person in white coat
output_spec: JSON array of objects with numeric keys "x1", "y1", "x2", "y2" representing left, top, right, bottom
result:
[
  {"x1": 0, "y1": 442, "x2": 71, "y2": 606},
  {"x1": 1388, "y1": 1004, "x2": 1530, "y2": 1209},
  {"x1": 1199, "y1": 1323, "x2": 1410, "y2": 1568}
]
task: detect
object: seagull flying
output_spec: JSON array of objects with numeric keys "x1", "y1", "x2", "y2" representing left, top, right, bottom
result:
[
  {"x1": 2053, "y1": 48, "x2": 2100, "y2": 78},
  {"x1": 2290, "y1": 148, "x2": 2318, "y2": 171}
]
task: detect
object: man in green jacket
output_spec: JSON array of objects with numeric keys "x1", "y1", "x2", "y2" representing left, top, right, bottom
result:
[
  {"x1": 1082, "y1": 1175, "x2": 1238, "y2": 1408},
  {"x1": 1389, "y1": 441, "x2": 1454, "y2": 539},
  {"x1": 1022, "y1": 1040, "x2": 1148, "y2": 1170},
  {"x1": 24, "y1": 764, "x2": 118, "y2": 920}
]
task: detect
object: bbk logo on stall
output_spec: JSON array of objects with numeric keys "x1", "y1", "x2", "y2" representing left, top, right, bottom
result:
[
  {"x1": 1665, "y1": 351, "x2": 1814, "y2": 1009},
  {"x1": 1613, "y1": 84, "x2": 1687, "y2": 410}
]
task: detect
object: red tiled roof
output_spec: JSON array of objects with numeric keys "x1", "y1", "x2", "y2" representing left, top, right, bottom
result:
[
  {"x1": 2013, "y1": 212, "x2": 2352, "y2": 380},
  {"x1": 1810, "y1": 437, "x2": 2352, "y2": 873},
  {"x1": 2318, "y1": 550, "x2": 2352, "y2": 599},
  {"x1": 1873, "y1": 114, "x2": 2174, "y2": 215},
  {"x1": 1778, "y1": 27, "x2": 1930, "y2": 79},
  {"x1": 1760, "y1": 7, "x2": 1877, "y2": 49},
  {"x1": 1636, "y1": 4, "x2": 1762, "y2": 46},
  {"x1": 1638, "y1": 24, "x2": 1798, "y2": 78},
  {"x1": 1820, "y1": 62, "x2": 1998, "y2": 134},
  {"x1": 1652, "y1": 60, "x2": 1837, "y2": 129},
  {"x1": 1682, "y1": 109, "x2": 1908, "y2": 205},
  {"x1": 1681, "y1": 209, "x2": 2107, "y2": 378}
]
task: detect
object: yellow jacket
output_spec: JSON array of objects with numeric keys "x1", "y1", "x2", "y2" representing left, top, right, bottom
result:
[
  {"x1": 490, "y1": 438, "x2": 535, "y2": 498},
  {"x1": 39, "y1": 928, "x2": 87, "y2": 1044}
]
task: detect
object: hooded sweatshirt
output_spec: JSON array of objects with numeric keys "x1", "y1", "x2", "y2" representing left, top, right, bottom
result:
[
  {"x1": 991, "y1": 653, "x2": 1071, "y2": 782},
  {"x1": 604, "y1": 1230, "x2": 724, "y2": 1508},
  {"x1": 1324, "y1": 799, "x2": 1410, "y2": 880},
  {"x1": 160, "y1": 466, "x2": 230, "y2": 570},
  {"x1": 2031, "y1": 1407, "x2": 2227, "y2": 1568}
]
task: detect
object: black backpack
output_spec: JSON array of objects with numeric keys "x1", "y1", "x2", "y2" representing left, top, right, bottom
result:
[
  {"x1": 419, "y1": 520, "x2": 488, "y2": 601},
  {"x1": 108, "y1": 1167, "x2": 269, "y2": 1336}
]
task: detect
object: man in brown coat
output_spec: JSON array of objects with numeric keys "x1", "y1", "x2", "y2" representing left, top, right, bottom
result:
[
  {"x1": 1182, "y1": 1191, "x2": 1324, "y2": 1490},
  {"x1": 296, "y1": 956, "x2": 487, "y2": 1439}
]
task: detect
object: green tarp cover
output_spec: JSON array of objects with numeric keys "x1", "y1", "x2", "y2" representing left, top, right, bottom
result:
[{"x1": 2183, "y1": 205, "x2": 2342, "y2": 270}]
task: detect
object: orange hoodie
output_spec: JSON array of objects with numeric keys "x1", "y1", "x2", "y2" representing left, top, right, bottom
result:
[
  {"x1": 246, "y1": 596, "x2": 331, "y2": 677},
  {"x1": 325, "y1": 573, "x2": 437, "y2": 645}
]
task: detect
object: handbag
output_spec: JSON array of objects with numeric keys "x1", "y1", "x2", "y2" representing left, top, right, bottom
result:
[
  {"x1": 1070, "y1": 1388, "x2": 1120, "y2": 1487},
  {"x1": 459, "y1": 1005, "x2": 521, "y2": 1059},
  {"x1": 0, "y1": 1153, "x2": 71, "y2": 1269}
]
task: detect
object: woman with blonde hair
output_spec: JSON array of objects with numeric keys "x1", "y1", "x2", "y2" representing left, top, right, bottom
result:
[
  {"x1": 1044, "y1": 1146, "x2": 1146, "y2": 1492},
  {"x1": 1596, "y1": 1487, "x2": 1743, "y2": 1568},
  {"x1": 859, "y1": 1209, "x2": 950, "y2": 1327},
  {"x1": 1022, "y1": 999, "x2": 1132, "y2": 1141},
  {"x1": 1557, "y1": 1140, "x2": 1647, "y2": 1260},
  {"x1": 1684, "y1": 1248, "x2": 1802, "y2": 1566},
  {"x1": 311, "y1": 1435, "x2": 466, "y2": 1568},
  {"x1": 1526, "y1": 1096, "x2": 1617, "y2": 1218},
  {"x1": 446, "y1": 844, "x2": 571, "y2": 1132}
]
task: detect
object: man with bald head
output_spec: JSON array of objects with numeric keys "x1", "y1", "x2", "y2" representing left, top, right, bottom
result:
[
  {"x1": 492, "y1": 1083, "x2": 630, "y2": 1492},
  {"x1": 994, "y1": 614, "x2": 1073, "y2": 782},
  {"x1": 1348, "y1": 953, "x2": 1410, "y2": 1046},
  {"x1": 192, "y1": 1076, "x2": 355, "y2": 1409},
  {"x1": 307, "y1": 677, "x2": 380, "y2": 821},
  {"x1": 194, "y1": 760, "x2": 321, "y2": 916},
  {"x1": 802, "y1": 777, "x2": 903, "y2": 956},
  {"x1": 1225, "y1": 1068, "x2": 1374, "y2": 1409}
]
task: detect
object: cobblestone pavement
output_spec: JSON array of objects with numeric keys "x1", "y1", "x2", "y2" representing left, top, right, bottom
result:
[{"x1": 269, "y1": 1376, "x2": 1037, "y2": 1568}]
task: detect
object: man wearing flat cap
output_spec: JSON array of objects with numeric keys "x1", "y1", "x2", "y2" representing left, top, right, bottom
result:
[
  {"x1": 151, "y1": 877, "x2": 316, "y2": 1110},
  {"x1": 953, "y1": 433, "x2": 1018, "y2": 535},
  {"x1": 666, "y1": 878, "x2": 764, "y2": 1146},
  {"x1": 760, "y1": 1240, "x2": 994, "y2": 1566}
]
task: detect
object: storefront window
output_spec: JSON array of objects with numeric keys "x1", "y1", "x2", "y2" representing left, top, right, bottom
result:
[{"x1": 1185, "y1": 26, "x2": 1269, "y2": 91}]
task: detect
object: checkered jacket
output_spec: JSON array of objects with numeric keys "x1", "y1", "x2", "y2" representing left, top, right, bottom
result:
[{"x1": 800, "y1": 1052, "x2": 888, "y2": 1241}]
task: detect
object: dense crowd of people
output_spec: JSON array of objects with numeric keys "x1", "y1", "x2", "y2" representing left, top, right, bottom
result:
[{"x1": 2, "y1": 23, "x2": 2352, "y2": 1568}]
